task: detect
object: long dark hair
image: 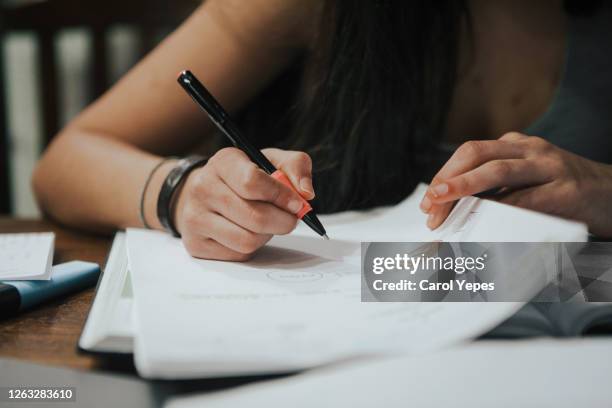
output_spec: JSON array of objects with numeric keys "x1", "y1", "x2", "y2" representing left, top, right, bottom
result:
[
  {"x1": 289, "y1": 0, "x2": 467, "y2": 213},
  {"x1": 243, "y1": 0, "x2": 603, "y2": 214}
]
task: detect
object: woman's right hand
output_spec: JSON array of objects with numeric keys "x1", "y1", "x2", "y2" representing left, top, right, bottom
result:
[{"x1": 172, "y1": 147, "x2": 315, "y2": 261}]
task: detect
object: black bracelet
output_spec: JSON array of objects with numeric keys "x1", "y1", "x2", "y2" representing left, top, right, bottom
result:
[
  {"x1": 157, "y1": 155, "x2": 209, "y2": 237},
  {"x1": 139, "y1": 157, "x2": 176, "y2": 229}
]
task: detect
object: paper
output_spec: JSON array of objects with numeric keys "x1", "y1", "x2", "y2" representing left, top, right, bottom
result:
[
  {"x1": 79, "y1": 233, "x2": 134, "y2": 354},
  {"x1": 127, "y1": 184, "x2": 587, "y2": 378},
  {"x1": 128, "y1": 228, "x2": 524, "y2": 378},
  {"x1": 0, "y1": 233, "x2": 54, "y2": 280},
  {"x1": 271, "y1": 184, "x2": 587, "y2": 265},
  {"x1": 166, "y1": 339, "x2": 612, "y2": 408},
  {"x1": 435, "y1": 196, "x2": 587, "y2": 242}
]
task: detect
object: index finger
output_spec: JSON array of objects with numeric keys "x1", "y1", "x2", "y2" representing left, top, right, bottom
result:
[
  {"x1": 263, "y1": 148, "x2": 315, "y2": 200},
  {"x1": 211, "y1": 149, "x2": 305, "y2": 215},
  {"x1": 430, "y1": 140, "x2": 524, "y2": 185}
]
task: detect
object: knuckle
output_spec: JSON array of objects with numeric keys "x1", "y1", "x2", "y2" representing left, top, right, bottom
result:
[
  {"x1": 218, "y1": 190, "x2": 233, "y2": 209},
  {"x1": 430, "y1": 175, "x2": 444, "y2": 186},
  {"x1": 240, "y1": 165, "x2": 262, "y2": 192},
  {"x1": 455, "y1": 176, "x2": 471, "y2": 192},
  {"x1": 293, "y1": 151, "x2": 312, "y2": 167},
  {"x1": 190, "y1": 168, "x2": 212, "y2": 194},
  {"x1": 561, "y1": 180, "x2": 580, "y2": 199},
  {"x1": 183, "y1": 236, "x2": 210, "y2": 259},
  {"x1": 247, "y1": 207, "x2": 267, "y2": 232},
  {"x1": 183, "y1": 206, "x2": 199, "y2": 224},
  {"x1": 209, "y1": 149, "x2": 226, "y2": 166},
  {"x1": 209, "y1": 147, "x2": 243, "y2": 170},
  {"x1": 490, "y1": 160, "x2": 512, "y2": 179},
  {"x1": 500, "y1": 131, "x2": 524, "y2": 141},
  {"x1": 459, "y1": 140, "x2": 485, "y2": 159},
  {"x1": 215, "y1": 147, "x2": 241, "y2": 161},
  {"x1": 178, "y1": 205, "x2": 201, "y2": 231},
  {"x1": 267, "y1": 183, "x2": 283, "y2": 205},
  {"x1": 236, "y1": 231, "x2": 261, "y2": 254},
  {"x1": 527, "y1": 136, "x2": 550, "y2": 151},
  {"x1": 544, "y1": 156, "x2": 565, "y2": 175},
  {"x1": 279, "y1": 217, "x2": 298, "y2": 235},
  {"x1": 181, "y1": 209, "x2": 213, "y2": 237},
  {"x1": 191, "y1": 167, "x2": 207, "y2": 185}
]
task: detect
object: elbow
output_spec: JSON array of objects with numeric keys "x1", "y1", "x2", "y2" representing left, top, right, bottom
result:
[{"x1": 31, "y1": 131, "x2": 71, "y2": 220}]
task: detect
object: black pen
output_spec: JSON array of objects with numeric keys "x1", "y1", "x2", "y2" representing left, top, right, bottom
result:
[{"x1": 177, "y1": 70, "x2": 328, "y2": 239}]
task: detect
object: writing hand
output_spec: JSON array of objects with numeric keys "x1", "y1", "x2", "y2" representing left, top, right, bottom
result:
[{"x1": 174, "y1": 147, "x2": 314, "y2": 261}]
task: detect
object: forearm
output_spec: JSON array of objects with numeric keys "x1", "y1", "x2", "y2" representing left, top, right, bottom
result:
[
  {"x1": 30, "y1": 0, "x2": 309, "y2": 234},
  {"x1": 32, "y1": 129, "x2": 177, "y2": 233}
]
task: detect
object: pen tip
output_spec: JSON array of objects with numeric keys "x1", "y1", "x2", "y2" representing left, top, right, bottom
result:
[{"x1": 323, "y1": 234, "x2": 330, "y2": 240}]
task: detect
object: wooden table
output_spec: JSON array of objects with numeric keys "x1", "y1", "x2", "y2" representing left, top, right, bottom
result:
[
  {"x1": 0, "y1": 219, "x2": 287, "y2": 397},
  {"x1": 0, "y1": 218, "x2": 112, "y2": 370}
]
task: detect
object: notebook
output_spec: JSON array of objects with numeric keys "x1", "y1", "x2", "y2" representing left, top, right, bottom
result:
[
  {"x1": 78, "y1": 232, "x2": 134, "y2": 355},
  {"x1": 0, "y1": 233, "x2": 54, "y2": 280},
  {"x1": 79, "y1": 184, "x2": 590, "y2": 379}
]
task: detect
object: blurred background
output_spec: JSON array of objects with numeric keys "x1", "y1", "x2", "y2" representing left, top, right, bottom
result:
[{"x1": 0, "y1": 0, "x2": 199, "y2": 217}]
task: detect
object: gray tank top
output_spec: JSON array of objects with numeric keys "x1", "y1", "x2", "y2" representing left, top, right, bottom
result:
[{"x1": 524, "y1": 4, "x2": 612, "y2": 163}]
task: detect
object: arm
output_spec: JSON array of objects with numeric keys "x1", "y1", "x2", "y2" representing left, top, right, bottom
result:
[
  {"x1": 33, "y1": 0, "x2": 309, "y2": 230},
  {"x1": 33, "y1": 0, "x2": 318, "y2": 259}
]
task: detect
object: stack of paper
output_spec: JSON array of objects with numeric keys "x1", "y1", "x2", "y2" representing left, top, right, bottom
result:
[
  {"x1": 0, "y1": 233, "x2": 54, "y2": 280},
  {"x1": 124, "y1": 184, "x2": 587, "y2": 379}
]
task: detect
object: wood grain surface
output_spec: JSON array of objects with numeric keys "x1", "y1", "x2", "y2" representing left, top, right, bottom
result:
[{"x1": 0, "y1": 218, "x2": 112, "y2": 370}]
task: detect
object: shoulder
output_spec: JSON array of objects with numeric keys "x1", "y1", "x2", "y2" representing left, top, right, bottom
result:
[{"x1": 203, "y1": 0, "x2": 322, "y2": 50}]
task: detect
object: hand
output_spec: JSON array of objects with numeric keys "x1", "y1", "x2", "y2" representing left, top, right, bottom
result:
[
  {"x1": 173, "y1": 147, "x2": 315, "y2": 261},
  {"x1": 419, "y1": 132, "x2": 612, "y2": 237}
]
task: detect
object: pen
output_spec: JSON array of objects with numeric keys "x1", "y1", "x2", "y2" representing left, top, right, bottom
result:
[{"x1": 177, "y1": 70, "x2": 329, "y2": 239}]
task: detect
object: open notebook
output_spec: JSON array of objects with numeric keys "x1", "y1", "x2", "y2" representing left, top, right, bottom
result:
[{"x1": 79, "y1": 184, "x2": 590, "y2": 379}]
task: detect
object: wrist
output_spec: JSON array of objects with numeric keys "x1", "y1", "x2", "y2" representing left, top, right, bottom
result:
[
  {"x1": 142, "y1": 159, "x2": 180, "y2": 231},
  {"x1": 156, "y1": 155, "x2": 209, "y2": 237},
  {"x1": 171, "y1": 170, "x2": 195, "y2": 237},
  {"x1": 579, "y1": 161, "x2": 612, "y2": 238}
]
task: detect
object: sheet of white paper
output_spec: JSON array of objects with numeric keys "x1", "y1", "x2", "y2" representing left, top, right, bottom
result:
[
  {"x1": 434, "y1": 195, "x2": 587, "y2": 242},
  {"x1": 127, "y1": 231, "x2": 521, "y2": 379},
  {"x1": 166, "y1": 339, "x2": 612, "y2": 408},
  {"x1": 269, "y1": 183, "x2": 587, "y2": 265},
  {"x1": 127, "y1": 185, "x2": 586, "y2": 378},
  {"x1": 0, "y1": 232, "x2": 54, "y2": 280},
  {"x1": 268, "y1": 184, "x2": 434, "y2": 265}
]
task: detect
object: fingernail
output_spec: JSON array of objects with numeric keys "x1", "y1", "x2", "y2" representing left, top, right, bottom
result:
[
  {"x1": 300, "y1": 177, "x2": 314, "y2": 196},
  {"x1": 430, "y1": 183, "x2": 449, "y2": 198},
  {"x1": 420, "y1": 196, "x2": 432, "y2": 213},
  {"x1": 288, "y1": 199, "x2": 303, "y2": 214}
]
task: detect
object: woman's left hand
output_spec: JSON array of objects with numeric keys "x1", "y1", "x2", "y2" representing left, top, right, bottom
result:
[{"x1": 420, "y1": 132, "x2": 612, "y2": 237}]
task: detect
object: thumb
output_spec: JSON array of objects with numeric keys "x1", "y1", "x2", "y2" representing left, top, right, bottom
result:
[{"x1": 263, "y1": 148, "x2": 315, "y2": 200}]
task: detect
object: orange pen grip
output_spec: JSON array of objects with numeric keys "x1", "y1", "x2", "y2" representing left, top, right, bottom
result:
[{"x1": 271, "y1": 170, "x2": 312, "y2": 219}]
